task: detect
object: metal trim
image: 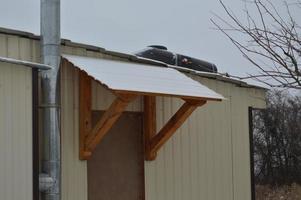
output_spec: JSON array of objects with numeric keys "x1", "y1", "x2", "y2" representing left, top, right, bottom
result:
[
  {"x1": 0, "y1": 27, "x2": 267, "y2": 90},
  {"x1": 0, "y1": 56, "x2": 51, "y2": 70}
]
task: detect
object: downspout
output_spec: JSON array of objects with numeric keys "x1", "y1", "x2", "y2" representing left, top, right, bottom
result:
[{"x1": 39, "y1": 0, "x2": 61, "y2": 200}]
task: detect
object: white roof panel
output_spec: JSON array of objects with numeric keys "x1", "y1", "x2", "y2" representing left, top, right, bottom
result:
[{"x1": 62, "y1": 54, "x2": 224, "y2": 101}]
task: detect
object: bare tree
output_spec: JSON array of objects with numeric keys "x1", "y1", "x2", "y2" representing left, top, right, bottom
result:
[
  {"x1": 211, "y1": 0, "x2": 301, "y2": 89},
  {"x1": 252, "y1": 90, "x2": 301, "y2": 185}
]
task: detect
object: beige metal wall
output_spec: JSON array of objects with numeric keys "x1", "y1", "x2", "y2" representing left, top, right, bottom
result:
[
  {"x1": 90, "y1": 77, "x2": 264, "y2": 200},
  {"x1": 144, "y1": 78, "x2": 265, "y2": 200},
  {"x1": 0, "y1": 32, "x2": 266, "y2": 200},
  {"x1": 0, "y1": 62, "x2": 33, "y2": 200},
  {"x1": 0, "y1": 33, "x2": 35, "y2": 200}
]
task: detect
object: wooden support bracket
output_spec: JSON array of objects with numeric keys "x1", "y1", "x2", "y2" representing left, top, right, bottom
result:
[
  {"x1": 85, "y1": 93, "x2": 136, "y2": 153},
  {"x1": 144, "y1": 96, "x2": 157, "y2": 160},
  {"x1": 79, "y1": 71, "x2": 92, "y2": 160},
  {"x1": 79, "y1": 71, "x2": 136, "y2": 160},
  {"x1": 144, "y1": 96, "x2": 206, "y2": 161},
  {"x1": 79, "y1": 71, "x2": 207, "y2": 161}
]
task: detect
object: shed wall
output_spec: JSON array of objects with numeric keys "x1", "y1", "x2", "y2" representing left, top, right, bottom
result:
[
  {"x1": 0, "y1": 34, "x2": 35, "y2": 200},
  {"x1": 142, "y1": 77, "x2": 264, "y2": 200},
  {"x1": 61, "y1": 60, "x2": 265, "y2": 200},
  {"x1": 0, "y1": 62, "x2": 33, "y2": 200},
  {"x1": 0, "y1": 33, "x2": 266, "y2": 200}
]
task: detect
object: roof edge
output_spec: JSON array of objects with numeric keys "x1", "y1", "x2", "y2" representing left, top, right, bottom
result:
[{"x1": 0, "y1": 26, "x2": 267, "y2": 90}]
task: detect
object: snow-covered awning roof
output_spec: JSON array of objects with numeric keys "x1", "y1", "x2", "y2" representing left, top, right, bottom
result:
[
  {"x1": 62, "y1": 54, "x2": 224, "y2": 101},
  {"x1": 62, "y1": 54, "x2": 224, "y2": 160}
]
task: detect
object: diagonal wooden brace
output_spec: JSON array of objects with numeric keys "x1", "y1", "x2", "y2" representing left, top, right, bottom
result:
[
  {"x1": 144, "y1": 96, "x2": 157, "y2": 161},
  {"x1": 144, "y1": 97, "x2": 206, "y2": 161},
  {"x1": 79, "y1": 70, "x2": 136, "y2": 160},
  {"x1": 85, "y1": 94, "x2": 136, "y2": 154},
  {"x1": 80, "y1": 70, "x2": 208, "y2": 161}
]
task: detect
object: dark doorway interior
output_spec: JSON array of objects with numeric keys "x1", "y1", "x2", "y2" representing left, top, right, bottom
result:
[
  {"x1": 249, "y1": 107, "x2": 255, "y2": 200},
  {"x1": 88, "y1": 111, "x2": 145, "y2": 200}
]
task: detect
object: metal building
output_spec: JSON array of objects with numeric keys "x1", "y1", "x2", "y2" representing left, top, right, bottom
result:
[{"x1": 0, "y1": 28, "x2": 266, "y2": 200}]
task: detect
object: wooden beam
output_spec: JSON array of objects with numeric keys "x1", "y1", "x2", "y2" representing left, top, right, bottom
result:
[
  {"x1": 114, "y1": 90, "x2": 222, "y2": 102},
  {"x1": 144, "y1": 96, "x2": 157, "y2": 161},
  {"x1": 79, "y1": 71, "x2": 92, "y2": 160},
  {"x1": 149, "y1": 100, "x2": 206, "y2": 156},
  {"x1": 85, "y1": 94, "x2": 137, "y2": 154}
]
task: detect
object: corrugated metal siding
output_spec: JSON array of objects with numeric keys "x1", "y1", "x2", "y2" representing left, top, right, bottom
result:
[
  {"x1": 144, "y1": 78, "x2": 257, "y2": 200},
  {"x1": 0, "y1": 33, "x2": 266, "y2": 200},
  {"x1": 0, "y1": 33, "x2": 36, "y2": 200},
  {"x1": 0, "y1": 62, "x2": 32, "y2": 200},
  {"x1": 61, "y1": 60, "x2": 91, "y2": 200},
  {"x1": 61, "y1": 47, "x2": 85, "y2": 200}
]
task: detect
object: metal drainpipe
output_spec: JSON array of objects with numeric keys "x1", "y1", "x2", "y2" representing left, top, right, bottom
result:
[{"x1": 39, "y1": 0, "x2": 61, "y2": 200}]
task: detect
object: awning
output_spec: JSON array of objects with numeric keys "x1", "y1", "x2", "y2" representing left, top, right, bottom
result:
[
  {"x1": 62, "y1": 54, "x2": 224, "y2": 161},
  {"x1": 62, "y1": 54, "x2": 224, "y2": 101}
]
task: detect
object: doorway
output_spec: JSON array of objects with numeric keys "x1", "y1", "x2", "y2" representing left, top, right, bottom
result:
[{"x1": 88, "y1": 111, "x2": 145, "y2": 200}]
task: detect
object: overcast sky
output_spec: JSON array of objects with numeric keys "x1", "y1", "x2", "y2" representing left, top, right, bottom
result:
[{"x1": 0, "y1": 0, "x2": 297, "y2": 86}]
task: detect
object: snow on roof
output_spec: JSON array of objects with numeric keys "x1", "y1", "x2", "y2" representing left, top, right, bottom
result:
[{"x1": 63, "y1": 54, "x2": 224, "y2": 101}]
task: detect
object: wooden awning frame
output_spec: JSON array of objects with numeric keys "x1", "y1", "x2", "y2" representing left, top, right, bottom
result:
[{"x1": 79, "y1": 71, "x2": 208, "y2": 160}]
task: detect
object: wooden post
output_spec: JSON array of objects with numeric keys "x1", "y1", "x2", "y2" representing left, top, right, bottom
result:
[
  {"x1": 144, "y1": 96, "x2": 157, "y2": 161},
  {"x1": 79, "y1": 71, "x2": 92, "y2": 160}
]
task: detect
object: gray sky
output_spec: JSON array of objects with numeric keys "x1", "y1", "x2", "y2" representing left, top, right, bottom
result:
[{"x1": 0, "y1": 0, "x2": 293, "y2": 85}]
